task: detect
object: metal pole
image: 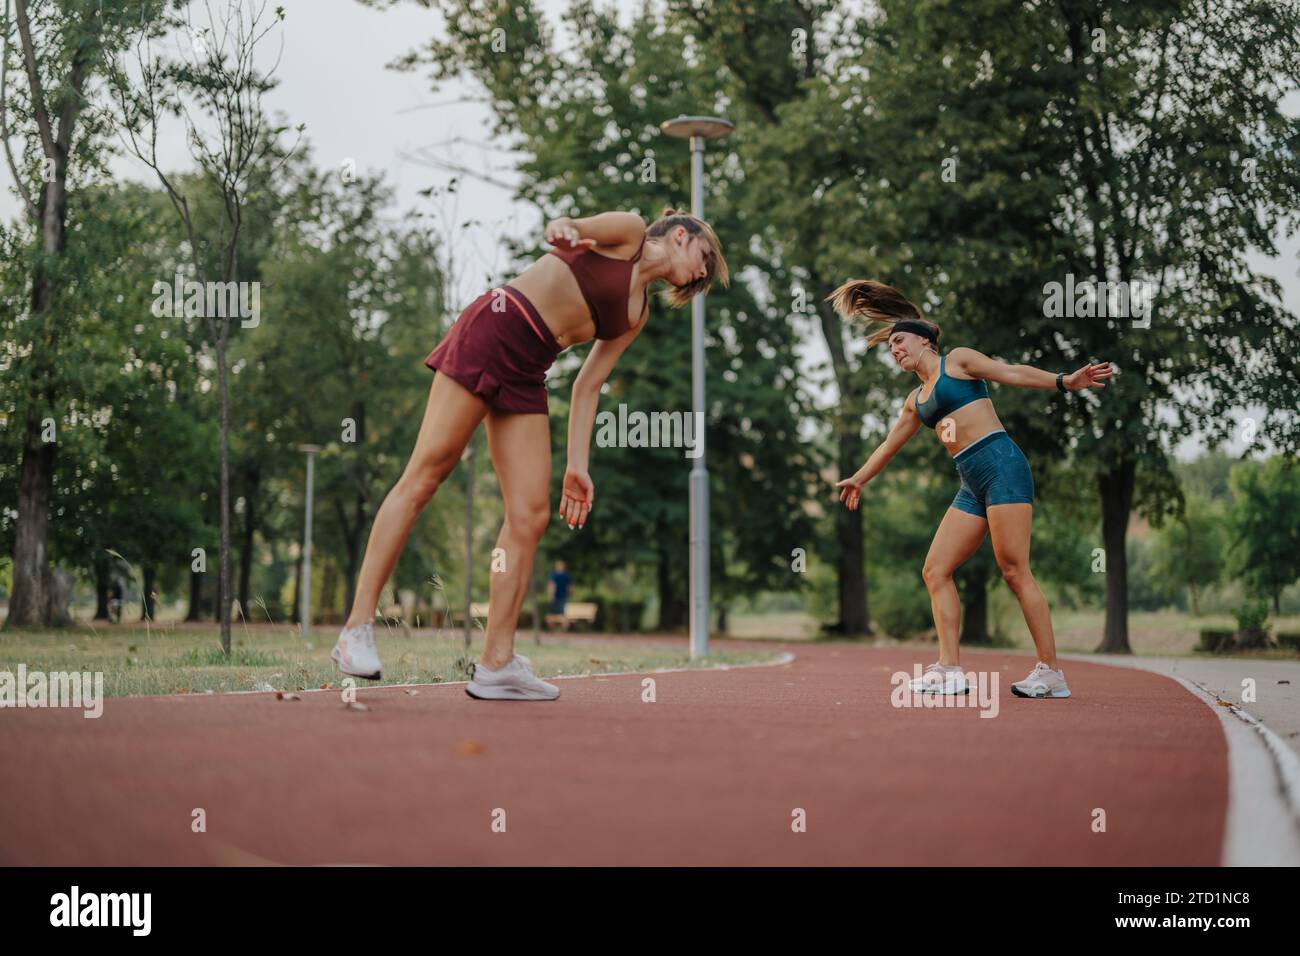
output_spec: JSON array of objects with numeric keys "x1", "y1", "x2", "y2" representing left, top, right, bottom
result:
[
  {"x1": 299, "y1": 448, "x2": 318, "y2": 636},
  {"x1": 688, "y1": 135, "x2": 710, "y2": 659}
]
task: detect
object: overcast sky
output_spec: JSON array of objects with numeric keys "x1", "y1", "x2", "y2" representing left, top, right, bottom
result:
[{"x1": 2, "y1": 0, "x2": 1295, "y2": 459}]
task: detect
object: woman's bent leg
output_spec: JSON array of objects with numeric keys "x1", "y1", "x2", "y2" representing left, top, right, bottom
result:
[
  {"x1": 986, "y1": 503, "x2": 1058, "y2": 668},
  {"x1": 921, "y1": 508, "x2": 988, "y2": 665},
  {"x1": 480, "y1": 408, "x2": 552, "y2": 668},
  {"x1": 345, "y1": 373, "x2": 488, "y2": 629}
]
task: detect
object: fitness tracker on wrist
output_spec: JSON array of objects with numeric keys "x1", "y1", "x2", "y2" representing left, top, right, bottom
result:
[{"x1": 1056, "y1": 372, "x2": 1067, "y2": 392}]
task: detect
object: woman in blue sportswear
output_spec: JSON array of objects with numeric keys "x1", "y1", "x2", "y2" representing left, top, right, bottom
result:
[{"x1": 829, "y1": 280, "x2": 1111, "y2": 699}]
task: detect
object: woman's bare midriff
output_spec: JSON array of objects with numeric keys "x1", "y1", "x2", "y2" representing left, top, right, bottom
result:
[
  {"x1": 508, "y1": 247, "x2": 645, "y2": 348},
  {"x1": 928, "y1": 398, "x2": 1005, "y2": 457}
]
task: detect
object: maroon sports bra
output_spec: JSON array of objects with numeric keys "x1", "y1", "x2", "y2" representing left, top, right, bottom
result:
[{"x1": 547, "y1": 233, "x2": 648, "y2": 340}]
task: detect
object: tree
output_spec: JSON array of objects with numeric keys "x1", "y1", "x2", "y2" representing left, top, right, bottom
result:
[
  {"x1": 255, "y1": 161, "x2": 450, "y2": 619},
  {"x1": 828, "y1": 0, "x2": 1300, "y2": 652},
  {"x1": 1227, "y1": 457, "x2": 1300, "y2": 613},
  {"x1": 1149, "y1": 495, "x2": 1225, "y2": 615},
  {"x1": 1, "y1": 0, "x2": 176, "y2": 626},
  {"x1": 109, "y1": 1, "x2": 299, "y2": 654}
]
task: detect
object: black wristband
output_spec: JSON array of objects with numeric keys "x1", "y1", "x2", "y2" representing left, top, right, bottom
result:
[{"x1": 1056, "y1": 372, "x2": 1067, "y2": 393}]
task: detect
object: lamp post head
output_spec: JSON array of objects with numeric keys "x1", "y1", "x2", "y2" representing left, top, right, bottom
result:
[
  {"x1": 297, "y1": 444, "x2": 322, "y2": 455},
  {"x1": 659, "y1": 115, "x2": 734, "y2": 140}
]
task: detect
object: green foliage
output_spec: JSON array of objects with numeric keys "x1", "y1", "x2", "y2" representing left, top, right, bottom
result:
[
  {"x1": 1227, "y1": 458, "x2": 1300, "y2": 609},
  {"x1": 1126, "y1": 536, "x2": 1184, "y2": 613},
  {"x1": 872, "y1": 572, "x2": 932, "y2": 640},
  {"x1": 1232, "y1": 597, "x2": 1269, "y2": 635},
  {"x1": 1149, "y1": 496, "x2": 1225, "y2": 614},
  {"x1": 824, "y1": 0, "x2": 1300, "y2": 648}
]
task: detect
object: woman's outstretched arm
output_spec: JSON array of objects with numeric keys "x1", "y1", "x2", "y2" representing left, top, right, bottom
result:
[
  {"x1": 948, "y1": 347, "x2": 1112, "y2": 392},
  {"x1": 837, "y1": 392, "x2": 923, "y2": 510},
  {"x1": 560, "y1": 322, "x2": 645, "y2": 529},
  {"x1": 545, "y1": 211, "x2": 646, "y2": 255}
]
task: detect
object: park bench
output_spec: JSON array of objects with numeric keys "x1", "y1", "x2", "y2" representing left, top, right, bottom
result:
[
  {"x1": 545, "y1": 601, "x2": 598, "y2": 632},
  {"x1": 444, "y1": 601, "x2": 598, "y2": 631}
]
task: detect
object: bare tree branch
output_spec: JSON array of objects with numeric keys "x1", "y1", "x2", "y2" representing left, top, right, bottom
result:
[{"x1": 1, "y1": 0, "x2": 37, "y2": 219}]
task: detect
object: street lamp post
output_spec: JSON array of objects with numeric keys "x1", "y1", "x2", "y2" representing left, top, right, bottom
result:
[
  {"x1": 297, "y1": 444, "x2": 322, "y2": 636},
  {"x1": 658, "y1": 115, "x2": 733, "y2": 659}
]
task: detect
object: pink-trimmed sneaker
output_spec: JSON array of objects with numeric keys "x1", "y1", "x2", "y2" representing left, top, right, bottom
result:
[
  {"x1": 1011, "y1": 661, "x2": 1071, "y2": 698},
  {"x1": 908, "y1": 661, "x2": 969, "y2": 695}
]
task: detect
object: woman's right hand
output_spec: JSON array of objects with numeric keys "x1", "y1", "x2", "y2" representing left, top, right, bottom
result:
[
  {"x1": 560, "y1": 466, "x2": 595, "y2": 529},
  {"x1": 836, "y1": 473, "x2": 867, "y2": 511},
  {"x1": 545, "y1": 217, "x2": 596, "y2": 251}
]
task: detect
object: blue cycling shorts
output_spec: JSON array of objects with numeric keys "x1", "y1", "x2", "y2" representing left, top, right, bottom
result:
[{"x1": 951, "y1": 430, "x2": 1035, "y2": 519}]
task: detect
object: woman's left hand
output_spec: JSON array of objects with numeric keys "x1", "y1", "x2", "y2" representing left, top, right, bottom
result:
[
  {"x1": 1065, "y1": 361, "x2": 1113, "y2": 391},
  {"x1": 545, "y1": 217, "x2": 596, "y2": 251},
  {"x1": 835, "y1": 474, "x2": 867, "y2": 511},
  {"x1": 560, "y1": 467, "x2": 595, "y2": 529}
]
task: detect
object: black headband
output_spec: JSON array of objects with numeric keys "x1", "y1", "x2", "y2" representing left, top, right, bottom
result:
[{"x1": 889, "y1": 319, "x2": 937, "y2": 344}]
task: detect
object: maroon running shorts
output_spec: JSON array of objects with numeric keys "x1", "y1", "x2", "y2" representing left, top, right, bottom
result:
[{"x1": 424, "y1": 284, "x2": 563, "y2": 414}]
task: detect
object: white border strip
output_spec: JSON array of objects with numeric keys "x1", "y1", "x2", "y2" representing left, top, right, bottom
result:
[{"x1": 1170, "y1": 673, "x2": 1300, "y2": 866}]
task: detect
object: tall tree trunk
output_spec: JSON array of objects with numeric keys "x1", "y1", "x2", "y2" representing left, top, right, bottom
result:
[
  {"x1": 340, "y1": 491, "x2": 368, "y2": 623},
  {"x1": 217, "y1": 325, "x2": 232, "y2": 654},
  {"x1": 238, "y1": 472, "x2": 259, "y2": 614},
  {"x1": 185, "y1": 568, "x2": 205, "y2": 621},
  {"x1": 1096, "y1": 459, "x2": 1136, "y2": 653},
  {"x1": 814, "y1": 275, "x2": 870, "y2": 637},
  {"x1": 959, "y1": 572, "x2": 990, "y2": 644},
  {"x1": 8, "y1": 421, "x2": 56, "y2": 627},
  {"x1": 656, "y1": 543, "x2": 687, "y2": 630},
  {"x1": 6, "y1": 0, "x2": 95, "y2": 629},
  {"x1": 835, "y1": 429, "x2": 870, "y2": 635},
  {"x1": 94, "y1": 557, "x2": 111, "y2": 621},
  {"x1": 319, "y1": 561, "x2": 338, "y2": 625},
  {"x1": 140, "y1": 566, "x2": 157, "y2": 622}
]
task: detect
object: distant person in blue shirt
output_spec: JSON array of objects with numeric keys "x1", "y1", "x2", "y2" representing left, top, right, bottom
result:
[{"x1": 548, "y1": 561, "x2": 572, "y2": 627}]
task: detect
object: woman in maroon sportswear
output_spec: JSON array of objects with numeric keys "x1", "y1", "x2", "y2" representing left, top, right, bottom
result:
[{"x1": 330, "y1": 208, "x2": 729, "y2": 700}]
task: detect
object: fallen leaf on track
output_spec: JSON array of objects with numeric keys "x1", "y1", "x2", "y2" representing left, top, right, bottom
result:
[{"x1": 276, "y1": 691, "x2": 301, "y2": 701}]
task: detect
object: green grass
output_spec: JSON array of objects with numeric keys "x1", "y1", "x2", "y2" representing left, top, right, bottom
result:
[
  {"x1": 0, "y1": 621, "x2": 782, "y2": 698},
  {"x1": 988, "y1": 595, "x2": 1300, "y2": 657},
  {"x1": 8, "y1": 604, "x2": 1293, "y2": 701},
  {"x1": 730, "y1": 604, "x2": 1300, "y2": 658}
]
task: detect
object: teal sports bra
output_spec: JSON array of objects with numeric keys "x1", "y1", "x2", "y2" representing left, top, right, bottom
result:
[{"x1": 914, "y1": 354, "x2": 990, "y2": 428}]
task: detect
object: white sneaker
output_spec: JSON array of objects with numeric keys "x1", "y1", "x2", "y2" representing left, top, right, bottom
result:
[
  {"x1": 908, "y1": 661, "x2": 969, "y2": 695},
  {"x1": 331, "y1": 622, "x2": 382, "y2": 680},
  {"x1": 1011, "y1": 661, "x2": 1071, "y2": 698},
  {"x1": 466, "y1": 654, "x2": 560, "y2": 701}
]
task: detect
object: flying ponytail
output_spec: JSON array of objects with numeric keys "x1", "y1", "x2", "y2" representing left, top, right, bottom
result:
[{"x1": 826, "y1": 279, "x2": 939, "y2": 347}]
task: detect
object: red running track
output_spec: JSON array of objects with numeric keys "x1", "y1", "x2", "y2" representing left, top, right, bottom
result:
[{"x1": 0, "y1": 643, "x2": 1226, "y2": 866}]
